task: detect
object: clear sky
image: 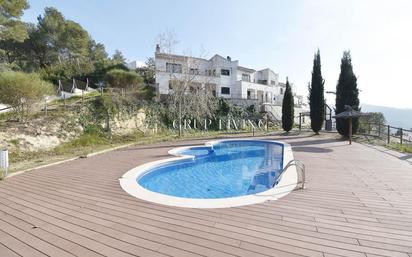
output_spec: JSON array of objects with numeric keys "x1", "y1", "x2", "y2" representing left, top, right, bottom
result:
[{"x1": 22, "y1": 0, "x2": 412, "y2": 109}]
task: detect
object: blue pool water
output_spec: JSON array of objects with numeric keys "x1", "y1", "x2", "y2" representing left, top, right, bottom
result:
[{"x1": 138, "y1": 140, "x2": 284, "y2": 199}]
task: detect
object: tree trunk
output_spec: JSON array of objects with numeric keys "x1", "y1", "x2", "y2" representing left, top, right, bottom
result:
[
  {"x1": 349, "y1": 117, "x2": 352, "y2": 145},
  {"x1": 105, "y1": 109, "x2": 112, "y2": 139}
]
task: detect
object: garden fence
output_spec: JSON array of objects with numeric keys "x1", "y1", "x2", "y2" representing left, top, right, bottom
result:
[{"x1": 358, "y1": 122, "x2": 412, "y2": 145}]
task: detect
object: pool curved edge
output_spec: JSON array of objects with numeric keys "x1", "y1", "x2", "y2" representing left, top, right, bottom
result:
[{"x1": 119, "y1": 139, "x2": 297, "y2": 209}]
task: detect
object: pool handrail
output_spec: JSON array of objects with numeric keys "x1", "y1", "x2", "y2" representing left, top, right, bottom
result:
[{"x1": 273, "y1": 160, "x2": 306, "y2": 190}]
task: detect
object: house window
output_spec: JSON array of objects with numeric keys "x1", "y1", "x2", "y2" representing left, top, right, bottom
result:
[
  {"x1": 221, "y1": 87, "x2": 230, "y2": 95},
  {"x1": 271, "y1": 80, "x2": 276, "y2": 85},
  {"x1": 221, "y1": 69, "x2": 230, "y2": 76},
  {"x1": 257, "y1": 79, "x2": 267, "y2": 85},
  {"x1": 242, "y1": 73, "x2": 250, "y2": 82},
  {"x1": 166, "y1": 63, "x2": 182, "y2": 73},
  {"x1": 280, "y1": 88, "x2": 284, "y2": 94},
  {"x1": 189, "y1": 68, "x2": 199, "y2": 75},
  {"x1": 205, "y1": 69, "x2": 216, "y2": 76},
  {"x1": 247, "y1": 90, "x2": 252, "y2": 99}
]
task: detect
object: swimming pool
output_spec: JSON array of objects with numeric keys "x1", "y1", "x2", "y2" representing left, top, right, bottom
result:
[{"x1": 120, "y1": 139, "x2": 298, "y2": 208}]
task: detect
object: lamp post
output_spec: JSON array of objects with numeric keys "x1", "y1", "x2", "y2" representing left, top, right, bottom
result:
[{"x1": 0, "y1": 148, "x2": 9, "y2": 178}]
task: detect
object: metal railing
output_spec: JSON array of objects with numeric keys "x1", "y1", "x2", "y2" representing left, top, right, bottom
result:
[
  {"x1": 358, "y1": 122, "x2": 412, "y2": 145},
  {"x1": 266, "y1": 111, "x2": 281, "y2": 125},
  {"x1": 0, "y1": 106, "x2": 12, "y2": 113},
  {"x1": 273, "y1": 160, "x2": 306, "y2": 190}
]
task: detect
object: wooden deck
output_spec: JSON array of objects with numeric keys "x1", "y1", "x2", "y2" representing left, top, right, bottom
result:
[{"x1": 0, "y1": 134, "x2": 411, "y2": 257}]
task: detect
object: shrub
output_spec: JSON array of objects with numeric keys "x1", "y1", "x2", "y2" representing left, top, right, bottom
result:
[
  {"x1": 0, "y1": 71, "x2": 54, "y2": 121},
  {"x1": 105, "y1": 69, "x2": 143, "y2": 88}
]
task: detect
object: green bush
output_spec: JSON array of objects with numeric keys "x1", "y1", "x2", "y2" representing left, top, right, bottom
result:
[
  {"x1": 105, "y1": 69, "x2": 143, "y2": 88},
  {"x1": 0, "y1": 71, "x2": 54, "y2": 121}
]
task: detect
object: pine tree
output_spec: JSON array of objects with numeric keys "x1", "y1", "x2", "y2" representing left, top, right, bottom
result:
[
  {"x1": 309, "y1": 50, "x2": 325, "y2": 134},
  {"x1": 282, "y1": 78, "x2": 294, "y2": 132},
  {"x1": 0, "y1": 0, "x2": 29, "y2": 42},
  {"x1": 335, "y1": 51, "x2": 360, "y2": 136},
  {"x1": 112, "y1": 50, "x2": 126, "y2": 65}
]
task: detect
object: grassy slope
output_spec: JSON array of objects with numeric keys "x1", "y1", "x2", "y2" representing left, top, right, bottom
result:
[
  {"x1": 353, "y1": 134, "x2": 412, "y2": 153},
  {"x1": 7, "y1": 129, "x2": 269, "y2": 174},
  {"x1": 3, "y1": 92, "x2": 283, "y2": 174},
  {"x1": 387, "y1": 143, "x2": 412, "y2": 153}
]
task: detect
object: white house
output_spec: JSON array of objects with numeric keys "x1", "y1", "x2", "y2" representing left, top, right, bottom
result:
[
  {"x1": 154, "y1": 45, "x2": 304, "y2": 108},
  {"x1": 126, "y1": 60, "x2": 146, "y2": 70}
]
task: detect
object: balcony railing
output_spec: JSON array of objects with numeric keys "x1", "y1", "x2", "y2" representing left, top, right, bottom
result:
[{"x1": 157, "y1": 69, "x2": 220, "y2": 78}]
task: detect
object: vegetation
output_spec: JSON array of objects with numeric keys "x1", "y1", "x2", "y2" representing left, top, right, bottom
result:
[
  {"x1": 80, "y1": 89, "x2": 145, "y2": 138},
  {"x1": 0, "y1": 0, "x2": 29, "y2": 43},
  {"x1": 359, "y1": 112, "x2": 386, "y2": 125},
  {"x1": 215, "y1": 98, "x2": 259, "y2": 120},
  {"x1": 0, "y1": 71, "x2": 54, "y2": 120},
  {"x1": 282, "y1": 78, "x2": 294, "y2": 132},
  {"x1": 388, "y1": 143, "x2": 412, "y2": 153},
  {"x1": 358, "y1": 112, "x2": 386, "y2": 135},
  {"x1": 136, "y1": 58, "x2": 156, "y2": 100},
  {"x1": 162, "y1": 45, "x2": 218, "y2": 136},
  {"x1": 111, "y1": 50, "x2": 126, "y2": 65},
  {"x1": 335, "y1": 51, "x2": 360, "y2": 137},
  {"x1": 0, "y1": 5, "x2": 131, "y2": 86},
  {"x1": 308, "y1": 50, "x2": 325, "y2": 134},
  {"x1": 353, "y1": 112, "x2": 412, "y2": 156},
  {"x1": 0, "y1": 3, "x2": 156, "y2": 127},
  {"x1": 105, "y1": 69, "x2": 143, "y2": 88},
  {"x1": 0, "y1": 0, "x2": 30, "y2": 71},
  {"x1": 167, "y1": 80, "x2": 218, "y2": 136}
]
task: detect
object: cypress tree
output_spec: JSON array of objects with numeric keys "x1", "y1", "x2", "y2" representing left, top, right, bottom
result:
[
  {"x1": 335, "y1": 51, "x2": 360, "y2": 136},
  {"x1": 282, "y1": 78, "x2": 294, "y2": 132},
  {"x1": 308, "y1": 50, "x2": 325, "y2": 134}
]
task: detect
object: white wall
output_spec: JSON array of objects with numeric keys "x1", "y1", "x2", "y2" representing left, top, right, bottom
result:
[
  {"x1": 262, "y1": 104, "x2": 310, "y2": 124},
  {"x1": 155, "y1": 54, "x2": 239, "y2": 98}
]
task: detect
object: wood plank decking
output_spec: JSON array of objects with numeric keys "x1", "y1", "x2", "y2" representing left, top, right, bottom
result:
[{"x1": 0, "y1": 134, "x2": 411, "y2": 257}]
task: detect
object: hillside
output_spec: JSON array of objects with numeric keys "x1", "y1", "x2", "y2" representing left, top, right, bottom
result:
[{"x1": 362, "y1": 104, "x2": 412, "y2": 129}]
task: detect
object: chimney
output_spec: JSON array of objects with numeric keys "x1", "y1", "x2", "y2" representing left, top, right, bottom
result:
[
  {"x1": 155, "y1": 44, "x2": 160, "y2": 53},
  {"x1": 227, "y1": 56, "x2": 231, "y2": 61}
]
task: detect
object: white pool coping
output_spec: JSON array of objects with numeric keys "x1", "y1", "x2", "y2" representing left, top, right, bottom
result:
[{"x1": 119, "y1": 139, "x2": 297, "y2": 208}]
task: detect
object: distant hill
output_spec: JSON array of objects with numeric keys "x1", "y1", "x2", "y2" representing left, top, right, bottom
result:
[{"x1": 362, "y1": 104, "x2": 412, "y2": 129}]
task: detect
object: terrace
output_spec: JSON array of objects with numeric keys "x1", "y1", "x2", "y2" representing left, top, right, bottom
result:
[{"x1": 0, "y1": 133, "x2": 411, "y2": 257}]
